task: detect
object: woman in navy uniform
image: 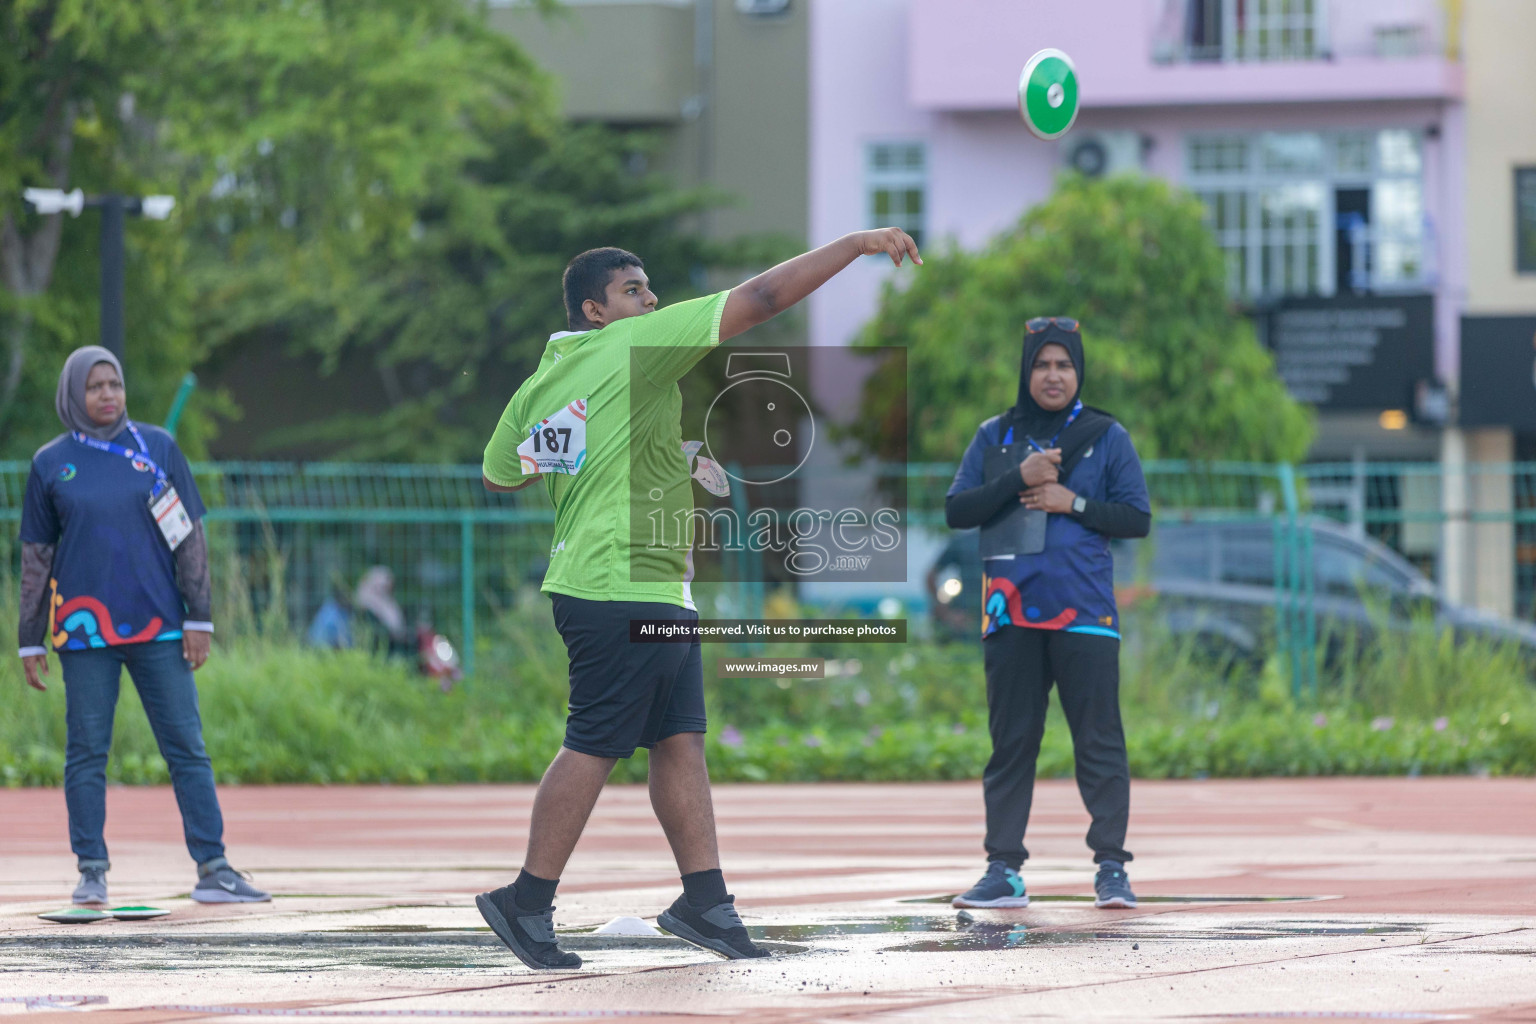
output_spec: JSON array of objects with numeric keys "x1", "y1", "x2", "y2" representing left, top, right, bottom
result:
[
  {"x1": 18, "y1": 346, "x2": 268, "y2": 907},
  {"x1": 944, "y1": 318, "x2": 1150, "y2": 910}
]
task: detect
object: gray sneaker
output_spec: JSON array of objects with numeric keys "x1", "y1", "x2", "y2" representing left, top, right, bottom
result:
[
  {"x1": 191, "y1": 867, "x2": 270, "y2": 904},
  {"x1": 72, "y1": 866, "x2": 108, "y2": 905}
]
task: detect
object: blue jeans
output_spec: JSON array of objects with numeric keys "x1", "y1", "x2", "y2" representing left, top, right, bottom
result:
[{"x1": 60, "y1": 639, "x2": 226, "y2": 869}]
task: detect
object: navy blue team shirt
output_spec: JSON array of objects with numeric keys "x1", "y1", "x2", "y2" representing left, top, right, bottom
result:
[
  {"x1": 21, "y1": 423, "x2": 206, "y2": 651},
  {"x1": 948, "y1": 416, "x2": 1149, "y2": 640}
]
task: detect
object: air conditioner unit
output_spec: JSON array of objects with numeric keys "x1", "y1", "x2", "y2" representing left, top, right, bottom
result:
[
  {"x1": 1063, "y1": 131, "x2": 1146, "y2": 178},
  {"x1": 735, "y1": 0, "x2": 790, "y2": 15}
]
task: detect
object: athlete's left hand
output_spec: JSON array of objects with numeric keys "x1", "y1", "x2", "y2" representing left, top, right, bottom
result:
[
  {"x1": 1020, "y1": 483, "x2": 1076, "y2": 514},
  {"x1": 850, "y1": 228, "x2": 923, "y2": 267},
  {"x1": 183, "y1": 631, "x2": 211, "y2": 671}
]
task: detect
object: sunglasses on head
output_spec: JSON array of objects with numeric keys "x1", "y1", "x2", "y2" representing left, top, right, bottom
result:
[{"x1": 1026, "y1": 316, "x2": 1080, "y2": 333}]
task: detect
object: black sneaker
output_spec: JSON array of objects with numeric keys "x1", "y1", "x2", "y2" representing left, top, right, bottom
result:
[
  {"x1": 1093, "y1": 861, "x2": 1137, "y2": 909},
  {"x1": 475, "y1": 885, "x2": 582, "y2": 970},
  {"x1": 656, "y1": 894, "x2": 769, "y2": 959},
  {"x1": 952, "y1": 860, "x2": 1029, "y2": 909}
]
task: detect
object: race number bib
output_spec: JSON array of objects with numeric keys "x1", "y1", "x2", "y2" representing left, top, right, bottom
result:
[
  {"x1": 518, "y1": 399, "x2": 588, "y2": 476},
  {"x1": 148, "y1": 482, "x2": 194, "y2": 551},
  {"x1": 682, "y1": 440, "x2": 730, "y2": 497}
]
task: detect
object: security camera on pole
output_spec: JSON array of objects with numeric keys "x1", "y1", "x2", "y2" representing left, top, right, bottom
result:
[{"x1": 21, "y1": 188, "x2": 176, "y2": 362}]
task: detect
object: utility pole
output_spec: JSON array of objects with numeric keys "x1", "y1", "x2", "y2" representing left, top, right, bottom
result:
[
  {"x1": 22, "y1": 188, "x2": 175, "y2": 361},
  {"x1": 98, "y1": 195, "x2": 126, "y2": 360}
]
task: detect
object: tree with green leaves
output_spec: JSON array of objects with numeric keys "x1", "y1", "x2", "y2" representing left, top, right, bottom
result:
[
  {"x1": 0, "y1": 1, "x2": 204, "y2": 453},
  {"x1": 1, "y1": 0, "x2": 784, "y2": 460},
  {"x1": 851, "y1": 175, "x2": 1313, "y2": 466}
]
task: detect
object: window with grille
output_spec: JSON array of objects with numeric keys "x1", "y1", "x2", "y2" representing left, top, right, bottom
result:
[
  {"x1": 1517, "y1": 168, "x2": 1536, "y2": 274},
  {"x1": 1187, "y1": 130, "x2": 1426, "y2": 299},
  {"x1": 866, "y1": 142, "x2": 925, "y2": 248},
  {"x1": 1177, "y1": 0, "x2": 1324, "y2": 62}
]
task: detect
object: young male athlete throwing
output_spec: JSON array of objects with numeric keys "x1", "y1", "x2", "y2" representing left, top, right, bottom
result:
[{"x1": 480, "y1": 228, "x2": 921, "y2": 969}]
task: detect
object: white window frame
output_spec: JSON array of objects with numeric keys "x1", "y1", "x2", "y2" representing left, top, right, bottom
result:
[
  {"x1": 1174, "y1": 0, "x2": 1327, "y2": 63},
  {"x1": 1517, "y1": 167, "x2": 1536, "y2": 275},
  {"x1": 1186, "y1": 129, "x2": 1426, "y2": 300},
  {"x1": 865, "y1": 141, "x2": 926, "y2": 248}
]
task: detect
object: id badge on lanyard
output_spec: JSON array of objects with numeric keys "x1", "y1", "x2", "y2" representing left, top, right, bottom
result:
[
  {"x1": 74, "y1": 421, "x2": 193, "y2": 551},
  {"x1": 149, "y1": 480, "x2": 194, "y2": 551}
]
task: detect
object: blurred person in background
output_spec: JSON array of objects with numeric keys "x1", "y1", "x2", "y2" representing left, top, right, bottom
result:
[
  {"x1": 306, "y1": 582, "x2": 355, "y2": 650},
  {"x1": 943, "y1": 318, "x2": 1150, "y2": 911},
  {"x1": 17, "y1": 346, "x2": 269, "y2": 906},
  {"x1": 353, "y1": 566, "x2": 413, "y2": 658}
]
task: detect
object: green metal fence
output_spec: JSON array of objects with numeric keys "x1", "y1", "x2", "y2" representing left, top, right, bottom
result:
[
  {"x1": 1296, "y1": 461, "x2": 1536, "y2": 620},
  {"x1": 0, "y1": 461, "x2": 556, "y2": 679},
  {"x1": 5, "y1": 459, "x2": 1536, "y2": 693}
]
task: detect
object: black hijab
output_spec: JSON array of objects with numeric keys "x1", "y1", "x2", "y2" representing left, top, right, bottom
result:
[{"x1": 1006, "y1": 322, "x2": 1116, "y2": 474}]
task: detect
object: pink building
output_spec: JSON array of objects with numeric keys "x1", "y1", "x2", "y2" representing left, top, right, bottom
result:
[{"x1": 808, "y1": 0, "x2": 1464, "y2": 464}]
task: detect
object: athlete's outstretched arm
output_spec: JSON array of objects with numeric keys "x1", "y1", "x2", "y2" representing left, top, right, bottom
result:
[{"x1": 719, "y1": 228, "x2": 920, "y2": 342}]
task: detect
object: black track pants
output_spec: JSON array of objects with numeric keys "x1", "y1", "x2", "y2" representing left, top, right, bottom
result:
[{"x1": 981, "y1": 625, "x2": 1132, "y2": 866}]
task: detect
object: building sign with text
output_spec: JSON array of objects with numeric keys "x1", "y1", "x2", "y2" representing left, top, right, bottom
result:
[{"x1": 1259, "y1": 294, "x2": 1435, "y2": 409}]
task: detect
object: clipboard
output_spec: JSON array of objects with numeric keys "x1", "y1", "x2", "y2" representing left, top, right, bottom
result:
[{"x1": 980, "y1": 442, "x2": 1047, "y2": 558}]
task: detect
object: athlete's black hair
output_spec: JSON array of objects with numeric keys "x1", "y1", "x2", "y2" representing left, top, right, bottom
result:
[{"x1": 563, "y1": 247, "x2": 645, "y2": 330}]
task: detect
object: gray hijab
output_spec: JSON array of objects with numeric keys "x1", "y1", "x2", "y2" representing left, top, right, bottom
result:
[{"x1": 56, "y1": 346, "x2": 128, "y2": 442}]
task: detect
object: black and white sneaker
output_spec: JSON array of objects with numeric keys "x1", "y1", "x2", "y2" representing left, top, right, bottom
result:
[
  {"x1": 475, "y1": 885, "x2": 582, "y2": 970},
  {"x1": 656, "y1": 894, "x2": 769, "y2": 959}
]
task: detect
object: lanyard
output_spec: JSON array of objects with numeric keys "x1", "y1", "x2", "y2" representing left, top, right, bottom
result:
[
  {"x1": 1002, "y1": 399, "x2": 1083, "y2": 451},
  {"x1": 72, "y1": 421, "x2": 168, "y2": 485}
]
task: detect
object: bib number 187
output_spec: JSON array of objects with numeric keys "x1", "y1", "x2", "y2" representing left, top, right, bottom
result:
[
  {"x1": 517, "y1": 399, "x2": 588, "y2": 476},
  {"x1": 530, "y1": 427, "x2": 571, "y2": 454}
]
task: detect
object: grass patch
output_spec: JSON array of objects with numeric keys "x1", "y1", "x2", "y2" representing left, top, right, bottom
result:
[{"x1": 3, "y1": 596, "x2": 1532, "y2": 786}]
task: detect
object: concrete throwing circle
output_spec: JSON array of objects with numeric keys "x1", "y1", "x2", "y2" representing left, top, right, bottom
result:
[{"x1": 0, "y1": 932, "x2": 810, "y2": 975}]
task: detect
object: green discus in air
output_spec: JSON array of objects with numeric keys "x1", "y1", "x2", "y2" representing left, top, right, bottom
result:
[{"x1": 1018, "y1": 48, "x2": 1079, "y2": 140}]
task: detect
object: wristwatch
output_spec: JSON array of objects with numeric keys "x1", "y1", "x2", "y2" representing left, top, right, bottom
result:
[{"x1": 1071, "y1": 495, "x2": 1087, "y2": 516}]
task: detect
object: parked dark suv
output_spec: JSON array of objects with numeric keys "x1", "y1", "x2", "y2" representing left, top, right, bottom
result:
[
  {"x1": 1118, "y1": 518, "x2": 1536, "y2": 661},
  {"x1": 927, "y1": 519, "x2": 1536, "y2": 659}
]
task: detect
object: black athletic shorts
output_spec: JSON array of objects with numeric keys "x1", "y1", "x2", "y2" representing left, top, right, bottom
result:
[{"x1": 550, "y1": 594, "x2": 706, "y2": 759}]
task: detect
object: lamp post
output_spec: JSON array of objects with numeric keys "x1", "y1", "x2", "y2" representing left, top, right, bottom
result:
[{"x1": 22, "y1": 188, "x2": 175, "y2": 361}]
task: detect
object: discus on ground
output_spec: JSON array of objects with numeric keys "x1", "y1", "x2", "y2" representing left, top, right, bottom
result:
[
  {"x1": 37, "y1": 908, "x2": 110, "y2": 924},
  {"x1": 110, "y1": 906, "x2": 171, "y2": 921},
  {"x1": 1018, "y1": 48, "x2": 1079, "y2": 140}
]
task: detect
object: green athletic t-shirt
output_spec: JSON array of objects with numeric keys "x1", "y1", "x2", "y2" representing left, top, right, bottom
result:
[{"x1": 482, "y1": 291, "x2": 729, "y2": 609}]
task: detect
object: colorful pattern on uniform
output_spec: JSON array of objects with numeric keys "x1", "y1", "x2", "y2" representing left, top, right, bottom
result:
[
  {"x1": 21, "y1": 424, "x2": 206, "y2": 651},
  {"x1": 949, "y1": 416, "x2": 1149, "y2": 640}
]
